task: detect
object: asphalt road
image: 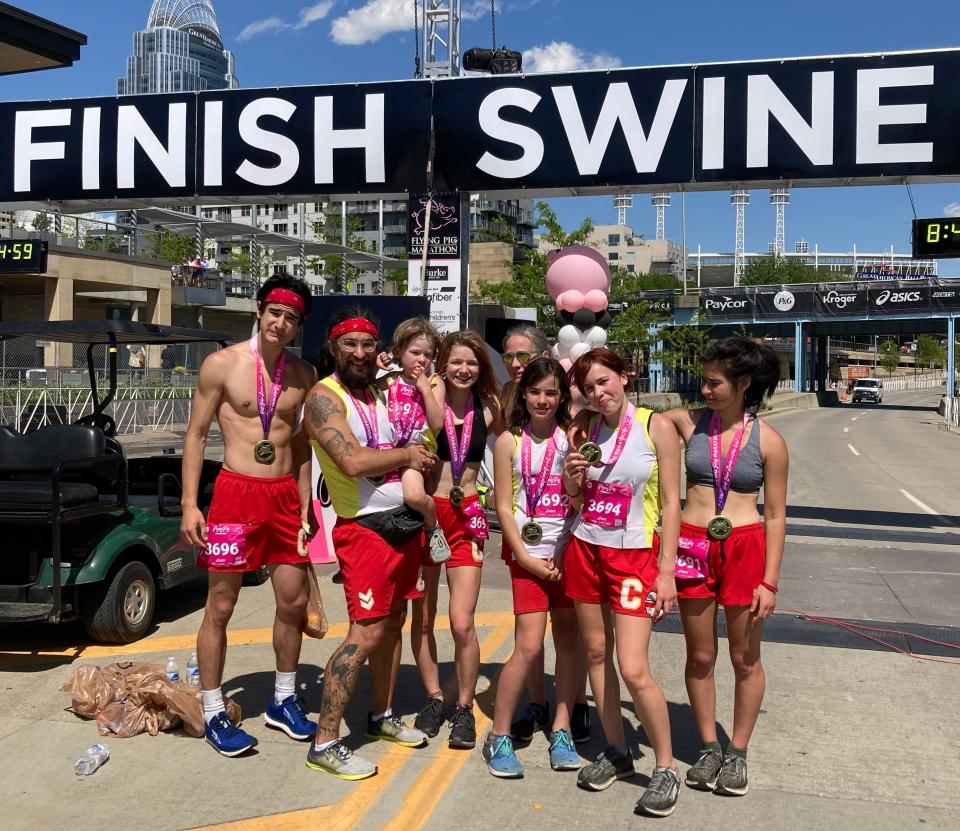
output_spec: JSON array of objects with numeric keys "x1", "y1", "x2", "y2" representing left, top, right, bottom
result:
[{"x1": 767, "y1": 387, "x2": 960, "y2": 626}]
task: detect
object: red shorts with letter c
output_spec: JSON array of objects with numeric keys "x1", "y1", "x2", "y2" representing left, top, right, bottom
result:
[
  {"x1": 562, "y1": 534, "x2": 660, "y2": 618},
  {"x1": 203, "y1": 470, "x2": 303, "y2": 572}
]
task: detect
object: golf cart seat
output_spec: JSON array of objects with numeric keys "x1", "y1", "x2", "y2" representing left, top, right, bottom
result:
[{"x1": 0, "y1": 424, "x2": 126, "y2": 517}]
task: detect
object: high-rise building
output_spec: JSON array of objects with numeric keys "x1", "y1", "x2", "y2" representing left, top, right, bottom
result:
[{"x1": 117, "y1": 0, "x2": 237, "y2": 94}]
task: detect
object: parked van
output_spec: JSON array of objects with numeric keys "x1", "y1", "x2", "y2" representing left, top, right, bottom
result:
[{"x1": 852, "y1": 378, "x2": 884, "y2": 404}]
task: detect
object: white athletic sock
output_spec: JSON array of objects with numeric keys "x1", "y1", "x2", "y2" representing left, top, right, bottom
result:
[
  {"x1": 314, "y1": 738, "x2": 337, "y2": 752},
  {"x1": 201, "y1": 687, "x2": 225, "y2": 724},
  {"x1": 371, "y1": 707, "x2": 392, "y2": 722},
  {"x1": 275, "y1": 670, "x2": 297, "y2": 704}
]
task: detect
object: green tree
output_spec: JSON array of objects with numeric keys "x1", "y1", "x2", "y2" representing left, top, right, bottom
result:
[
  {"x1": 740, "y1": 255, "x2": 844, "y2": 286},
  {"x1": 474, "y1": 201, "x2": 594, "y2": 335},
  {"x1": 659, "y1": 323, "x2": 711, "y2": 379},
  {"x1": 606, "y1": 270, "x2": 683, "y2": 373},
  {"x1": 31, "y1": 212, "x2": 51, "y2": 233},
  {"x1": 914, "y1": 334, "x2": 946, "y2": 370},
  {"x1": 313, "y1": 205, "x2": 372, "y2": 290},
  {"x1": 878, "y1": 340, "x2": 900, "y2": 376},
  {"x1": 155, "y1": 230, "x2": 195, "y2": 265},
  {"x1": 218, "y1": 249, "x2": 252, "y2": 276}
]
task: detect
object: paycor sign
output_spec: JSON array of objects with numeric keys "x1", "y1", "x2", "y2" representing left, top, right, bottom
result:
[{"x1": 2, "y1": 49, "x2": 960, "y2": 204}]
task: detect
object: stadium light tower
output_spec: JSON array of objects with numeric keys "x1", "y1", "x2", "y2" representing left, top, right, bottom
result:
[
  {"x1": 769, "y1": 187, "x2": 790, "y2": 258},
  {"x1": 614, "y1": 194, "x2": 633, "y2": 226},
  {"x1": 651, "y1": 192, "x2": 670, "y2": 240},
  {"x1": 731, "y1": 189, "x2": 751, "y2": 285},
  {"x1": 423, "y1": 0, "x2": 461, "y2": 78}
]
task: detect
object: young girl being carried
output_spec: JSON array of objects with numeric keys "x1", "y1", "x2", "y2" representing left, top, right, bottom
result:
[
  {"x1": 483, "y1": 357, "x2": 582, "y2": 778},
  {"x1": 377, "y1": 318, "x2": 452, "y2": 564}
]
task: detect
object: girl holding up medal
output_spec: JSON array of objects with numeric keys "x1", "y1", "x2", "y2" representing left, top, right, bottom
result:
[
  {"x1": 410, "y1": 331, "x2": 505, "y2": 750},
  {"x1": 377, "y1": 318, "x2": 452, "y2": 565},
  {"x1": 662, "y1": 337, "x2": 786, "y2": 798},
  {"x1": 562, "y1": 347, "x2": 683, "y2": 819},
  {"x1": 482, "y1": 358, "x2": 581, "y2": 778}
]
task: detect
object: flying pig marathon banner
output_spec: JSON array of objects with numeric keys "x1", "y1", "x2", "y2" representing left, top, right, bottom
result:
[{"x1": 5, "y1": 48, "x2": 960, "y2": 204}]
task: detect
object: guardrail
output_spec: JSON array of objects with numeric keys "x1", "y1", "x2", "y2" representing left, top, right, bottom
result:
[
  {"x1": 1, "y1": 385, "x2": 195, "y2": 435},
  {"x1": 874, "y1": 372, "x2": 946, "y2": 391}
]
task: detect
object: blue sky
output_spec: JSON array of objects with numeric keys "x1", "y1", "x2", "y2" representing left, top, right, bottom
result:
[{"x1": 3, "y1": 0, "x2": 960, "y2": 266}]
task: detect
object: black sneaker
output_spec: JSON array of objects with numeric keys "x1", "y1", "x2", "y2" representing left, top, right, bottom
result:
[
  {"x1": 685, "y1": 748, "x2": 723, "y2": 791},
  {"x1": 715, "y1": 752, "x2": 749, "y2": 796},
  {"x1": 571, "y1": 702, "x2": 591, "y2": 744},
  {"x1": 510, "y1": 701, "x2": 550, "y2": 743},
  {"x1": 635, "y1": 766, "x2": 681, "y2": 817},
  {"x1": 577, "y1": 746, "x2": 635, "y2": 791},
  {"x1": 413, "y1": 697, "x2": 446, "y2": 738},
  {"x1": 448, "y1": 704, "x2": 476, "y2": 749}
]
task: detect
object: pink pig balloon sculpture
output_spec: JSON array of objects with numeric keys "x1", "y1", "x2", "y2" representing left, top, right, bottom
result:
[{"x1": 545, "y1": 245, "x2": 613, "y2": 370}]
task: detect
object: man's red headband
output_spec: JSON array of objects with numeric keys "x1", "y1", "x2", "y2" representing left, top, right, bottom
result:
[
  {"x1": 261, "y1": 288, "x2": 306, "y2": 316},
  {"x1": 329, "y1": 317, "x2": 379, "y2": 340}
]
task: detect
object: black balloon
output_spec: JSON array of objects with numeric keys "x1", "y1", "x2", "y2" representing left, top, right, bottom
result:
[
  {"x1": 595, "y1": 311, "x2": 612, "y2": 329},
  {"x1": 558, "y1": 310, "x2": 575, "y2": 324},
  {"x1": 573, "y1": 308, "x2": 596, "y2": 328}
]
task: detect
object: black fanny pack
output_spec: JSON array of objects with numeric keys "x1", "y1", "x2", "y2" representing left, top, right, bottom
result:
[{"x1": 354, "y1": 505, "x2": 424, "y2": 546}]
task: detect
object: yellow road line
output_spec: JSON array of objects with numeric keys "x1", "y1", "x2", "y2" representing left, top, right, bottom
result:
[
  {"x1": 188, "y1": 617, "x2": 517, "y2": 831},
  {"x1": 380, "y1": 619, "x2": 516, "y2": 831},
  {"x1": 0, "y1": 610, "x2": 515, "y2": 668}
]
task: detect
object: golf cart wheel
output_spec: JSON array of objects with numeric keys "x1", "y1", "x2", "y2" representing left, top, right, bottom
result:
[{"x1": 82, "y1": 560, "x2": 156, "y2": 643}]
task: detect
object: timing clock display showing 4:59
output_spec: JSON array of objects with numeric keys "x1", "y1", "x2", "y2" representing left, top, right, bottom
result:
[{"x1": 0, "y1": 239, "x2": 47, "y2": 273}]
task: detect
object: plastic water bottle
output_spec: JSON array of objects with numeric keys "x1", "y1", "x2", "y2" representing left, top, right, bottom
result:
[
  {"x1": 74, "y1": 743, "x2": 110, "y2": 776},
  {"x1": 185, "y1": 652, "x2": 199, "y2": 685},
  {"x1": 165, "y1": 656, "x2": 180, "y2": 682}
]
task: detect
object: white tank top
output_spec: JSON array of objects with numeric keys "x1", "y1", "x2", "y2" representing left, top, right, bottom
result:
[
  {"x1": 509, "y1": 426, "x2": 574, "y2": 560},
  {"x1": 311, "y1": 376, "x2": 405, "y2": 519},
  {"x1": 571, "y1": 406, "x2": 660, "y2": 549}
]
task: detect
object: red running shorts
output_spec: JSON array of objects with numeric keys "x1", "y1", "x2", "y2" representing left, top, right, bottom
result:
[
  {"x1": 434, "y1": 494, "x2": 485, "y2": 568},
  {"x1": 676, "y1": 521, "x2": 766, "y2": 607},
  {"x1": 332, "y1": 517, "x2": 423, "y2": 621},
  {"x1": 562, "y1": 533, "x2": 661, "y2": 618},
  {"x1": 203, "y1": 469, "x2": 303, "y2": 573}
]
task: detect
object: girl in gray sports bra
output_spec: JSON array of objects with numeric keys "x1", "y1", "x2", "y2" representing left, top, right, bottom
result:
[{"x1": 684, "y1": 411, "x2": 763, "y2": 494}]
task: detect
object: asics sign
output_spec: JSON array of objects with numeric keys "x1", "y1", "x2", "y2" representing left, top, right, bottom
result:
[{"x1": 874, "y1": 289, "x2": 921, "y2": 305}]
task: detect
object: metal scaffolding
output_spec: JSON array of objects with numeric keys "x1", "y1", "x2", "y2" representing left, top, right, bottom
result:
[
  {"x1": 423, "y1": 0, "x2": 461, "y2": 78},
  {"x1": 770, "y1": 187, "x2": 790, "y2": 258},
  {"x1": 613, "y1": 194, "x2": 633, "y2": 227}
]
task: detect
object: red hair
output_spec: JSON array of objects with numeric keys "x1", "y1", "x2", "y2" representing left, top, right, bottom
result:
[{"x1": 568, "y1": 347, "x2": 628, "y2": 395}]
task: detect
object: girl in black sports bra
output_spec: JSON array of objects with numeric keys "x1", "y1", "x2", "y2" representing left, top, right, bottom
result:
[
  {"x1": 663, "y1": 336, "x2": 788, "y2": 798},
  {"x1": 409, "y1": 330, "x2": 505, "y2": 751}
]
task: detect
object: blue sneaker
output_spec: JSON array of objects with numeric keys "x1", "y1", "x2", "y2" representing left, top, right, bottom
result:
[
  {"x1": 264, "y1": 695, "x2": 316, "y2": 741},
  {"x1": 480, "y1": 733, "x2": 524, "y2": 778},
  {"x1": 549, "y1": 729, "x2": 581, "y2": 771},
  {"x1": 205, "y1": 712, "x2": 257, "y2": 756}
]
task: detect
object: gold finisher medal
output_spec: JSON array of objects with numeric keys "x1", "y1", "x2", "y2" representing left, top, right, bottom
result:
[
  {"x1": 579, "y1": 441, "x2": 602, "y2": 465},
  {"x1": 521, "y1": 520, "x2": 543, "y2": 545},
  {"x1": 254, "y1": 438, "x2": 276, "y2": 464},
  {"x1": 449, "y1": 485, "x2": 466, "y2": 506},
  {"x1": 707, "y1": 515, "x2": 733, "y2": 541}
]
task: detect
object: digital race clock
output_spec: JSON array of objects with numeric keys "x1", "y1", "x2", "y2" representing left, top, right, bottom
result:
[
  {"x1": 0, "y1": 239, "x2": 47, "y2": 273},
  {"x1": 912, "y1": 218, "x2": 960, "y2": 258}
]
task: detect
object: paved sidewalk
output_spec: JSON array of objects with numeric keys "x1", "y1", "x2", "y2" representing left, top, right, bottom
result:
[{"x1": 0, "y1": 552, "x2": 957, "y2": 831}]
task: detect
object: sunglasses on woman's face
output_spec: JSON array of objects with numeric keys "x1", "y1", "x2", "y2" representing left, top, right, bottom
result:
[{"x1": 502, "y1": 351, "x2": 533, "y2": 366}]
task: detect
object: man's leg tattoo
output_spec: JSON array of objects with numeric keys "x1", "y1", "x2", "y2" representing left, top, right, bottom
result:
[{"x1": 317, "y1": 643, "x2": 364, "y2": 735}]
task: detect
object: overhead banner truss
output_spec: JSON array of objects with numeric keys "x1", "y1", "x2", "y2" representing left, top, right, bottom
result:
[{"x1": 3, "y1": 48, "x2": 960, "y2": 208}]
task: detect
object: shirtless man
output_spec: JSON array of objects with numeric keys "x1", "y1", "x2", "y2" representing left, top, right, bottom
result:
[{"x1": 181, "y1": 274, "x2": 318, "y2": 757}]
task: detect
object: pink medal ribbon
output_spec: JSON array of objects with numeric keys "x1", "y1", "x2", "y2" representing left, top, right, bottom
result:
[
  {"x1": 388, "y1": 379, "x2": 423, "y2": 448},
  {"x1": 709, "y1": 410, "x2": 750, "y2": 515},
  {"x1": 347, "y1": 385, "x2": 380, "y2": 448},
  {"x1": 590, "y1": 403, "x2": 635, "y2": 467},
  {"x1": 521, "y1": 424, "x2": 560, "y2": 518},
  {"x1": 249, "y1": 335, "x2": 285, "y2": 440},
  {"x1": 443, "y1": 394, "x2": 475, "y2": 485}
]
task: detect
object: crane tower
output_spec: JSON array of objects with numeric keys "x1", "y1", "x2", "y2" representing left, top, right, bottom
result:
[{"x1": 423, "y1": 0, "x2": 461, "y2": 78}]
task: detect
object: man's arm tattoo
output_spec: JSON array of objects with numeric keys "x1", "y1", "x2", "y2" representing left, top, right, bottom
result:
[
  {"x1": 317, "y1": 427, "x2": 353, "y2": 464},
  {"x1": 317, "y1": 643, "x2": 363, "y2": 734},
  {"x1": 306, "y1": 392, "x2": 341, "y2": 428}
]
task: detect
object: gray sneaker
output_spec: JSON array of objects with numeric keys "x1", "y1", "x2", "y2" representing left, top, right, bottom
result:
[
  {"x1": 635, "y1": 766, "x2": 681, "y2": 817},
  {"x1": 427, "y1": 527, "x2": 452, "y2": 564},
  {"x1": 715, "y1": 752, "x2": 749, "y2": 796},
  {"x1": 365, "y1": 712, "x2": 428, "y2": 747},
  {"x1": 305, "y1": 740, "x2": 377, "y2": 780},
  {"x1": 576, "y1": 746, "x2": 635, "y2": 791},
  {"x1": 685, "y1": 748, "x2": 723, "y2": 791}
]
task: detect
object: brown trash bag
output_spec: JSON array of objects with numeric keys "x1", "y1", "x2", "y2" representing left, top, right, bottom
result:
[
  {"x1": 303, "y1": 565, "x2": 329, "y2": 639},
  {"x1": 61, "y1": 662, "x2": 241, "y2": 739}
]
